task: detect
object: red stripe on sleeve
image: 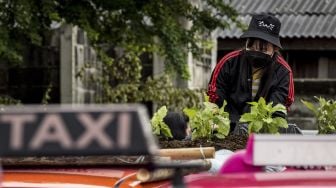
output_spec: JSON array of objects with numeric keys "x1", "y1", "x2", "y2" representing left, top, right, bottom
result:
[
  {"x1": 207, "y1": 50, "x2": 241, "y2": 103},
  {"x1": 276, "y1": 55, "x2": 295, "y2": 109}
]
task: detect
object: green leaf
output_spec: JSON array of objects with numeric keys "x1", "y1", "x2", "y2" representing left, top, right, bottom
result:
[
  {"x1": 156, "y1": 106, "x2": 168, "y2": 119},
  {"x1": 150, "y1": 106, "x2": 172, "y2": 138},
  {"x1": 272, "y1": 117, "x2": 288, "y2": 128},
  {"x1": 161, "y1": 125, "x2": 173, "y2": 138},
  {"x1": 239, "y1": 113, "x2": 255, "y2": 123},
  {"x1": 250, "y1": 121, "x2": 263, "y2": 133},
  {"x1": 220, "y1": 100, "x2": 227, "y2": 112},
  {"x1": 153, "y1": 127, "x2": 160, "y2": 135},
  {"x1": 258, "y1": 97, "x2": 267, "y2": 107},
  {"x1": 203, "y1": 92, "x2": 210, "y2": 102},
  {"x1": 188, "y1": 101, "x2": 230, "y2": 140},
  {"x1": 215, "y1": 133, "x2": 225, "y2": 139},
  {"x1": 241, "y1": 97, "x2": 288, "y2": 134},
  {"x1": 203, "y1": 101, "x2": 218, "y2": 110},
  {"x1": 271, "y1": 104, "x2": 287, "y2": 115},
  {"x1": 247, "y1": 101, "x2": 258, "y2": 106},
  {"x1": 310, "y1": 97, "x2": 336, "y2": 134},
  {"x1": 268, "y1": 124, "x2": 279, "y2": 134},
  {"x1": 263, "y1": 117, "x2": 273, "y2": 124},
  {"x1": 183, "y1": 108, "x2": 197, "y2": 119},
  {"x1": 217, "y1": 125, "x2": 230, "y2": 137},
  {"x1": 301, "y1": 99, "x2": 318, "y2": 116}
]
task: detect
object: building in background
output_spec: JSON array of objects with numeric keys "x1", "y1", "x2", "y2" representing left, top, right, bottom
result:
[
  {"x1": 1, "y1": 0, "x2": 335, "y2": 129},
  {"x1": 216, "y1": 0, "x2": 336, "y2": 129}
]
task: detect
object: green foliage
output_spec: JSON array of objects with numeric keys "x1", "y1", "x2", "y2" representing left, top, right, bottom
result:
[
  {"x1": 98, "y1": 73, "x2": 202, "y2": 111},
  {"x1": 0, "y1": 0, "x2": 239, "y2": 78},
  {"x1": 0, "y1": 0, "x2": 239, "y2": 107},
  {"x1": 42, "y1": 83, "x2": 53, "y2": 105},
  {"x1": 141, "y1": 75, "x2": 203, "y2": 110},
  {"x1": 150, "y1": 106, "x2": 173, "y2": 139},
  {"x1": 0, "y1": 96, "x2": 21, "y2": 105},
  {"x1": 239, "y1": 97, "x2": 288, "y2": 134},
  {"x1": 184, "y1": 101, "x2": 230, "y2": 140},
  {"x1": 302, "y1": 97, "x2": 336, "y2": 134},
  {"x1": 0, "y1": 0, "x2": 57, "y2": 63}
]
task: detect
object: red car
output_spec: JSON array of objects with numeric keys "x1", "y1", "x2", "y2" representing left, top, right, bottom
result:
[
  {"x1": 1, "y1": 105, "x2": 336, "y2": 187},
  {"x1": 3, "y1": 134, "x2": 336, "y2": 188}
]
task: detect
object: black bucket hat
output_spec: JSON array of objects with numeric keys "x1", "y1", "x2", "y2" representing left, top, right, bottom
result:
[{"x1": 241, "y1": 13, "x2": 282, "y2": 48}]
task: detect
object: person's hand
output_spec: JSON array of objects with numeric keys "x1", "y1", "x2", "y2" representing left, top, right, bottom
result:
[
  {"x1": 278, "y1": 123, "x2": 302, "y2": 134},
  {"x1": 232, "y1": 123, "x2": 249, "y2": 136}
]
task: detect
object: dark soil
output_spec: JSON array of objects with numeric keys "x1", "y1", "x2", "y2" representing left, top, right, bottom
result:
[{"x1": 159, "y1": 134, "x2": 248, "y2": 151}]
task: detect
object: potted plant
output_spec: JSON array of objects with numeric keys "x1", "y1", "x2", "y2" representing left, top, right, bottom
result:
[
  {"x1": 183, "y1": 101, "x2": 230, "y2": 141},
  {"x1": 239, "y1": 97, "x2": 288, "y2": 134},
  {"x1": 150, "y1": 106, "x2": 173, "y2": 140},
  {"x1": 151, "y1": 93, "x2": 250, "y2": 151},
  {"x1": 302, "y1": 97, "x2": 336, "y2": 134}
]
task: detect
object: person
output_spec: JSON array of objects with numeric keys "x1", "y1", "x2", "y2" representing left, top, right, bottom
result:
[
  {"x1": 207, "y1": 13, "x2": 294, "y2": 132},
  {"x1": 163, "y1": 112, "x2": 191, "y2": 140}
]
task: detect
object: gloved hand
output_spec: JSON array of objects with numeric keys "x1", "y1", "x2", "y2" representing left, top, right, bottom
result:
[
  {"x1": 232, "y1": 123, "x2": 249, "y2": 136},
  {"x1": 278, "y1": 123, "x2": 302, "y2": 134}
]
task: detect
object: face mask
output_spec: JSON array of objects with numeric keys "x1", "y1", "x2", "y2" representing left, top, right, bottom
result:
[{"x1": 245, "y1": 50, "x2": 273, "y2": 68}]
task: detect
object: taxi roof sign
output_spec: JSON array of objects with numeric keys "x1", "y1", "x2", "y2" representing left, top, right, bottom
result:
[
  {"x1": 253, "y1": 134, "x2": 336, "y2": 166},
  {"x1": 0, "y1": 104, "x2": 159, "y2": 157}
]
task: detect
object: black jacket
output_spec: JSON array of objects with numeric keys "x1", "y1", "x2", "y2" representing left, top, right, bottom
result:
[{"x1": 207, "y1": 50, "x2": 294, "y2": 123}]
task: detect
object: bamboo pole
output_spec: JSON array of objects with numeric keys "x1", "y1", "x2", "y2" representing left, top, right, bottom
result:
[
  {"x1": 136, "y1": 159, "x2": 211, "y2": 183},
  {"x1": 137, "y1": 168, "x2": 175, "y2": 182},
  {"x1": 159, "y1": 147, "x2": 215, "y2": 160}
]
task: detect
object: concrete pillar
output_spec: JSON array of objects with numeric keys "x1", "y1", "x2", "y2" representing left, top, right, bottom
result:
[
  {"x1": 60, "y1": 25, "x2": 76, "y2": 103},
  {"x1": 153, "y1": 53, "x2": 165, "y2": 77},
  {"x1": 210, "y1": 33, "x2": 218, "y2": 73},
  {"x1": 187, "y1": 51, "x2": 194, "y2": 88},
  {"x1": 75, "y1": 44, "x2": 85, "y2": 103}
]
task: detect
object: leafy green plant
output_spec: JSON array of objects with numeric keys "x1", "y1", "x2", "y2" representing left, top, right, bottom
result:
[
  {"x1": 183, "y1": 100, "x2": 230, "y2": 140},
  {"x1": 150, "y1": 106, "x2": 173, "y2": 139},
  {"x1": 42, "y1": 82, "x2": 53, "y2": 105},
  {"x1": 302, "y1": 97, "x2": 336, "y2": 134},
  {"x1": 0, "y1": 0, "x2": 240, "y2": 78},
  {"x1": 0, "y1": 1, "x2": 241, "y2": 107},
  {"x1": 0, "y1": 95, "x2": 21, "y2": 105},
  {"x1": 97, "y1": 73, "x2": 202, "y2": 111},
  {"x1": 239, "y1": 97, "x2": 288, "y2": 134}
]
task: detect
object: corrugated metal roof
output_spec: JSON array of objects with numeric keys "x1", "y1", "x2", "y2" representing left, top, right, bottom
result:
[
  {"x1": 226, "y1": 0, "x2": 336, "y2": 15},
  {"x1": 219, "y1": 0, "x2": 336, "y2": 39}
]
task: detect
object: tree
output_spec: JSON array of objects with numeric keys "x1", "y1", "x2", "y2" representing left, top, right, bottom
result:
[{"x1": 0, "y1": 0, "x2": 240, "y2": 108}]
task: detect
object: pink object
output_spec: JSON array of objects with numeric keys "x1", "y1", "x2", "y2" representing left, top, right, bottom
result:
[
  {"x1": 219, "y1": 134, "x2": 263, "y2": 173},
  {"x1": 182, "y1": 170, "x2": 336, "y2": 187},
  {"x1": 244, "y1": 133, "x2": 254, "y2": 164}
]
